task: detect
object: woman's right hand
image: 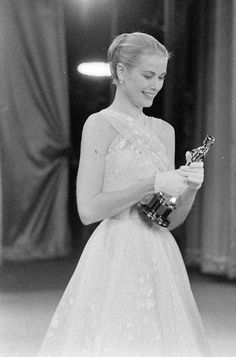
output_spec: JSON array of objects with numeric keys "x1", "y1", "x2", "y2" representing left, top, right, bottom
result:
[{"x1": 155, "y1": 169, "x2": 188, "y2": 197}]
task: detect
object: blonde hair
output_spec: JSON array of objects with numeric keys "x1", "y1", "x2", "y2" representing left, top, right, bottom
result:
[{"x1": 107, "y1": 32, "x2": 170, "y2": 83}]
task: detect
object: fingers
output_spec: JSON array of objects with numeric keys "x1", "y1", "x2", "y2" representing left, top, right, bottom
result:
[
  {"x1": 162, "y1": 167, "x2": 204, "y2": 193},
  {"x1": 187, "y1": 174, "x2": 204, "y2": 183},
  {"x1": 179, "y1": 163, "x2": 204, "y2": 176},
  {"x1": 186, "y1": 170, "x2": 204, "y2": 188},
  {"x1": 181, "y1": 161, "x2": 204, "y2": 169},
  {"x1": 185, "y1": 169, "x2": 204, "y2": 180},
  {"x1": 185, "y1": 151, "x2": 192, "y2": 165},
  {"x1": 189, "y1": 161, "x2": 204, "y2": 168},
  {"x1": 178, "y1": 168, "x2": 199, "y2": 178},
  {"x1": 177, "y1": 161, "x2": 204, "y2": 191},
  {"x1": 179, "y1": 170, "x2": 204, "y2": 179},
  {"x1": 185, "y1": 151, "x2": 205, "y2": 167}
]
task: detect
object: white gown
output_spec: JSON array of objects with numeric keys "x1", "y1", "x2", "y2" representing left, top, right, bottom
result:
[{"x1": 39, "y1": 109, "x2": 211, "y2": 357}]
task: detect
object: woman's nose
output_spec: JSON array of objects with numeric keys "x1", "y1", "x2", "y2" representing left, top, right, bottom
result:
[{"x1": 150, "y1": 78, "x2": 163, "y2": 91}]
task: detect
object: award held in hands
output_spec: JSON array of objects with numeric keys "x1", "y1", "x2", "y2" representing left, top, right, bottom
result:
[{"x1": 137, "y1": 135, "x2": 215, "y2": 227}]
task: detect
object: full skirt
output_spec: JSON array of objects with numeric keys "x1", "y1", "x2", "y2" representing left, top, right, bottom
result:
[{"x1": 39, "y1": 212, "x2": 211, "y2": 357}]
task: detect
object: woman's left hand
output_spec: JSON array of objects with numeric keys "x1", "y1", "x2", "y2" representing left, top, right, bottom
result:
[{"x1": 178, "y1": 151, "x2": 204, "y2": 191}]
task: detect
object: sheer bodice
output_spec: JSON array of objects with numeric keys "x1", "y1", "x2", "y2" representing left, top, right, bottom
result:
[{"x1": 103, "y1": 108, "x2": 170, "y2": 193}]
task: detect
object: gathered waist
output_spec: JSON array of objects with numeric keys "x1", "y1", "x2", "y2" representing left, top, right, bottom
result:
[
  {"x1": 108, "y1": 205, "x2": 168, "y2": 235},
  {"x1": 108, "y1": 205, "x2": 160, "y2": 229},
  {"x1": 110, "y1": 206, "x2": 140, "y2": 220}
]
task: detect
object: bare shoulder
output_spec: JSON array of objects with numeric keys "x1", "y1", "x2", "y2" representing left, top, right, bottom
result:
[
  {"x1": 83, "y1": 111, "x2": 109, "y2": 130},
  {"x1": 81, "y1": 110, "x2": 116, "y2": 150},
  {"x1": 83, "y1": 110, "x2": 115, "y2": 136}
]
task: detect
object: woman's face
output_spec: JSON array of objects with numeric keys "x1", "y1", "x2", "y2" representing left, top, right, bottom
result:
[{"x1": 120, "y1": 54, "x2": 168, "y2": 109}]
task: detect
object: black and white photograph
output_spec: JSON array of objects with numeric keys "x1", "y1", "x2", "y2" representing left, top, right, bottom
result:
[{"x1": 0, "y1": 1, "x2": 236, "y2": 356}]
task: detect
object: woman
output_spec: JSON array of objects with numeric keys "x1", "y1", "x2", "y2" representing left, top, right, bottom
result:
[{"x1": 39, "y1": 32, "x2": 211, "y2": 356}]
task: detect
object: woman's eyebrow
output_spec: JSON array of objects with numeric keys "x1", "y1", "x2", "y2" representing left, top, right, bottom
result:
[
  {"x1": 143, "y1": 70, "x2": 155, "y2": 74},
  {"x1": 143, "y1": 70, "x2": 167, "y2": 76}
]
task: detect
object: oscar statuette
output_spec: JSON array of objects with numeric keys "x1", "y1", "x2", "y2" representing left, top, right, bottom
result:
[{"x1": 137, "y1": 135, "x2": 215, "y2": 227}]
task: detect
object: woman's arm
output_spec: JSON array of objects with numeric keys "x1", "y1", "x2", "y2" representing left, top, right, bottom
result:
[
  {"x1": 76, "y1": 114, "x2": 155, "y2": 225},
  {"x1": 159, "y1": 122, "x2": 203, "y2": 231},
  {"x1": 168, "y1": 186, "x2": 198, "y2": 231},
  {"x1": 168, "y1": 160, "x2": 204, "y2": 230}
]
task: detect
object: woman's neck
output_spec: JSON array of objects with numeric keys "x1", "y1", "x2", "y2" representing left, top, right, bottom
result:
[{"x1": 109, "y1": 90, "x2": 144, "y2": 120}]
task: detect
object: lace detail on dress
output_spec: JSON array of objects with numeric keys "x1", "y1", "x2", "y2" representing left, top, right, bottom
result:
[
  {"x1": 106, "y1": 136, "x2": 142, "y2": 159},
  {"x1": 104, "y1": 108, "x2": 170, "y2": 172},
  {"x1": 103, "y1": 134, "x2": 157, "y2": 192},
  {"x1": 102, "y1": 109, "x2": 171, "y2": 193}
]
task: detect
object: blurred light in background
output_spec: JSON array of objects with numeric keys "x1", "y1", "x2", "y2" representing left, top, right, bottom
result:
[{"x1": 77, "y1": 62, "x2": 111, "y2": 77}]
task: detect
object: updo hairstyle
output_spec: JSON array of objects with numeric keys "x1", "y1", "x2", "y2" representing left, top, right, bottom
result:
[{"x1": 107, "y1": 32, "x2": 170, "y2": 84}]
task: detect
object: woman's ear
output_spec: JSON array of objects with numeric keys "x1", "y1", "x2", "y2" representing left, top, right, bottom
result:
[{"x1": 116, "y1": 62, "x2": 126, "y2": 82}]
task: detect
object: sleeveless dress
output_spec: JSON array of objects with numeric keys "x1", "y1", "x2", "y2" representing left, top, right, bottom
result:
[{"x1": 39, "y1": 109, "x2": 211, "y2": 357}]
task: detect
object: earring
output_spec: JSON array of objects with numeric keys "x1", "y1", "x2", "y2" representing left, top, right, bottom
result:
[{"x1": 119, "y1": 79, "x2": 124, "y2": 84}]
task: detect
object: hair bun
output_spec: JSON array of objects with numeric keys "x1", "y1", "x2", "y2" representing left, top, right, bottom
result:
[
  {"x1": 108, "y1": 33, "x2": 128, "y2": 61},
  {"x1": 115, "y1": 33, "x2": 128, "y2": 47}
]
